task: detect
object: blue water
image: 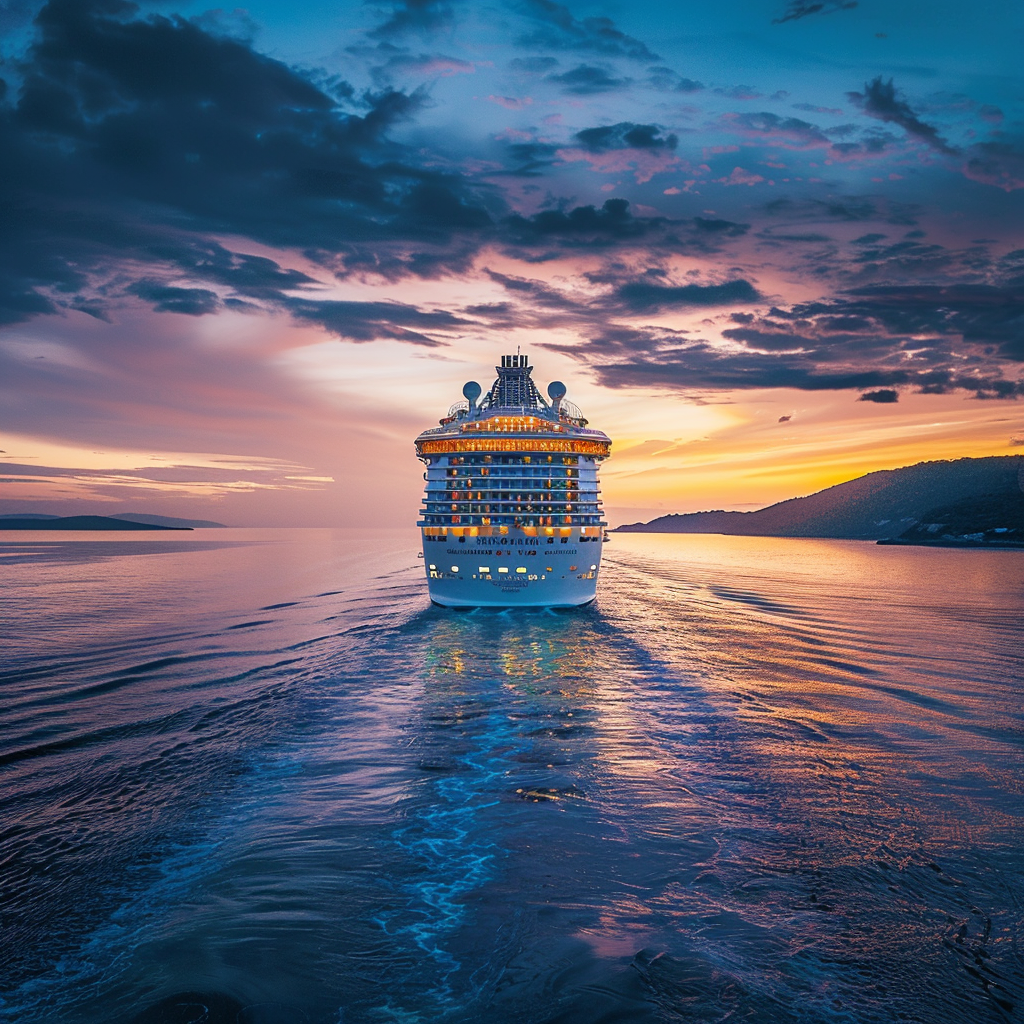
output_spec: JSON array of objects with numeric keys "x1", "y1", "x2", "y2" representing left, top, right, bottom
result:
[{"x1": 1, "y1": 529, "x2": 1022, "y2": 1023}]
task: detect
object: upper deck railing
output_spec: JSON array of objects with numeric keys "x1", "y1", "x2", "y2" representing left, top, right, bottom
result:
[{"x1": 415, "y1": 354, "x2": 611, "y2": 461}]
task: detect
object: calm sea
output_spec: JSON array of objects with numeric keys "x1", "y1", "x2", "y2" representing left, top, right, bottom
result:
[{"x1": 1, "y1": 529, "x2": 1022, "y2": 1024}]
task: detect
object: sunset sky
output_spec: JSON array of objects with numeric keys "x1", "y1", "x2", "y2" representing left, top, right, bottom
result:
[{"x1": 1, "y1": 0, "x2": 1022, "y2": 526}]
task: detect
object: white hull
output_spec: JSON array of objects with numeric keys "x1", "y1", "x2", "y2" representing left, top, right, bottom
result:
[{"x1": 422, "y1": 527, "x2": 603, "y2": 607}]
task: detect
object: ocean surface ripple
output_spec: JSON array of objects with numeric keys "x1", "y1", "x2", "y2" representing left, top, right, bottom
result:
[{"x1": 1, "y1": 529, "x2": 1022, "y2": 1024}]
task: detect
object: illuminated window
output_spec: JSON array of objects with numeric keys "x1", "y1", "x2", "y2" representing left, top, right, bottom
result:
[
  {"x1": 478, "y1": 566, "x2": 490, "y2": 574},
  {"x1": 429, "y1": 564, "x2": 436, "y2": 570},
  {"x1": 516, "y1": 567, "x2": 527, "y2": 574},
  {"x1": 590, "y1": 565, "x2": 597, "y2": 570},
  {"x1": 451, "y1": 565, "x2": 459, "y2": 572},
  {"x1": 498, "y1": 566, "x2": 509, "y2": 574}
]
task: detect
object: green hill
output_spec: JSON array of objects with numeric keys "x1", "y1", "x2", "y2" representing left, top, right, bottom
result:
[{"x1": 616, "y1": 455, "x2": 1024, "y2": 544}]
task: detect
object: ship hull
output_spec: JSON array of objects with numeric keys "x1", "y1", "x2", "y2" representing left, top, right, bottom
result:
[{"x1": 421, "y1": 526, "x2": 603, "y2": 608}]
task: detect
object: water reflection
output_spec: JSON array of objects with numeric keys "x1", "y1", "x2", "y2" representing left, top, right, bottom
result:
[{"x1": 1, "y1": 533, "x2": 1021, "y2": 1023}]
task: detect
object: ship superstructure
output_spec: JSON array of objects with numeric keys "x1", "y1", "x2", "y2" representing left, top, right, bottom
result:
[{"x1": 415, "y1": 354, "x2": 611, "y2": 607}]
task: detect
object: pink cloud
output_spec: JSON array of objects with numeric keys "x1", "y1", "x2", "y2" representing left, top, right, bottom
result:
[
  {"x1": 494, "y1": 127, "x2": 535, "y2": 142},
  {"x1": 555, "y1": 147, "x2": 683, "y2": 184},
  {"x1": 714, "y1": 167, "x2": 766, "y2": 186},
  {"x1": 962, "y1": 144, "x2": 1024, "y2": 192},
  {"x1": 719, "y1": 112, "x2": 832, "y2": 150},
  {"x1": 413, "y1": 57, "x2": 475, "y2": 77},
  {"x1": 487, "y1": 95, "x2": 533, "y2": 110}
]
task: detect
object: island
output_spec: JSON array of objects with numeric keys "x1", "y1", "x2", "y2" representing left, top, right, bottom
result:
[
  {"x1": 0, "y1": 513, "x2": 229, "y2": 531},
  {"x1": 615, "y1": 455, "x2": 1023, "y2": 548}
]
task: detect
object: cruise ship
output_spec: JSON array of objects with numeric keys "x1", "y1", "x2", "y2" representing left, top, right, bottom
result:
[{"x1": 415, "y1": 354, "x2": 612, "y2": 607}]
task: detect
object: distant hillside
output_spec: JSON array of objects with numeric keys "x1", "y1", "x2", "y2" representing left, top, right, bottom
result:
[
  {"x1": 616, "y1": 456, "x2": 1024, "y2": 541},
  {"x1": 112, "y1": 513, "x2": 227, "y2": 529},
  {"x1": 0, "y1": 513, "x2": 226, "y2": 529},
  {"x1": 880, "y1": 492, "x2": 1024, "y2": 548},
  {"x1": 0, "y1": 516, "x2": 190, "y2": 531}
]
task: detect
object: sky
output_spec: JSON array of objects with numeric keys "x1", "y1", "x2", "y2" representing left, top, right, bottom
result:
[{"x1": 1, "y1": 0, "x2": 1022, "y2": 527}]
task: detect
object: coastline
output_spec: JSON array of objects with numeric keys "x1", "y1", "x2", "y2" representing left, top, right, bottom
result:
[{"x1": 877, "y1": 537, "x2": 1024, "y2": 550}]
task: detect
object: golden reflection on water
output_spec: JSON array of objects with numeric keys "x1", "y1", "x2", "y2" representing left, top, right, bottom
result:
[
  {"x1": 2, "y1": 530, "x2": 1021, "y2": 1023},
  {"x1": 405, "y1": 536, "x2": 1024, "y2": 1018}
]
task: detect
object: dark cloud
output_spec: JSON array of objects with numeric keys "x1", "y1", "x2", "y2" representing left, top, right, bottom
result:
[
  {"x1": 1000, "y1": 249, "x2": 1024, "y2": 288},
  {"x1": 694, "y1": 217, "x2": 750, "y2": 236},
  {"x1": 793, "y1": 102, "x2": 845, "y2": 115},
  {"x1": 497, "y1": 202, "x2": 750, "y2": 262},
  {"x1": 517, "y1": 0, "x2": 658, "y2": 62},
  {"x1": 574, "y1": 122, "x2": 677, "y2": 152},
  {"x1": 581, "y1": 327, "x2": 1023, "y2": 397},
  {"x1": 833, "y1": 284, "x2": 1024, "y2": 361},
  {"x1": 4, "y1": 0, "x2": 1021, "y2": 417},
  {"x1": 763, "y1": 195, "x2": 919, "y2": 225},
  {"x1": 368, "y1": 0, "x2": 454, "y2": 39},
  {"x1": 543, "y1": 271, "x2": 1024, "y2": 400},
  {"x1": 482, "y1": 269, "x2": 579, "y2": 310},
  {"x1": 502, "y1": 198, "x2": 661, "y2": 245},
  {"x1": 646, "y1": 67, "x2": 703, "y2": 93},
  {"x1": 496, "y1": 140, "x2": 560, "y2": 177},
  {"x1": 615, "y1": 279, "x2": 761, "y2": 311},
  {"x1": 721, "y1": 327, "x2": 812, "y2": 350},
  {"x1": 546, "y1": 64, "x2": 630, "y2": 94},
  {"x1": 773, "y1": 0, "x2": 857, "y2": 24},
  {"x1": 287, "y1": 299, "x2": 473, "y2": 345},
  {"x1": 845, "y1": 238, "x2": 957, "y2": 282},
  {"x1": 963, "y1": 141, "x2": 1024, "y2": 193},
  {"x1": 144, "y1": 240, "x2": 318, "y2": 301},
  {"x1": 582, "y1": 335, "x2": 920, "y2": 394},
  {"x1": 848, "y1": 77, "x2": 957, "y2": 155},
  {"x1": 508, "y1": 55, "x2": 559, "y2": 73},
  {"x1": 0, "y1": 0, "x2": 496, "y2": 329},
  {"x1": 368, "y1": 48, "x2": 476, "y2": 83},
  {"x1": 723, "y1": 111, "x2": 831, "y2": 148},
  {"x1": 129, "y1": 281, "x2": 220, "y2": 315},
  {"x1": 715, "y1": 85, "x2": 763, "y2": 101}
]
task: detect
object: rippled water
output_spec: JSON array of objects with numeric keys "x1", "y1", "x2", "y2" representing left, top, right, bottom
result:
[{"x1": 1, "y1": 529, "x2": 1022, "y2": 1024}]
